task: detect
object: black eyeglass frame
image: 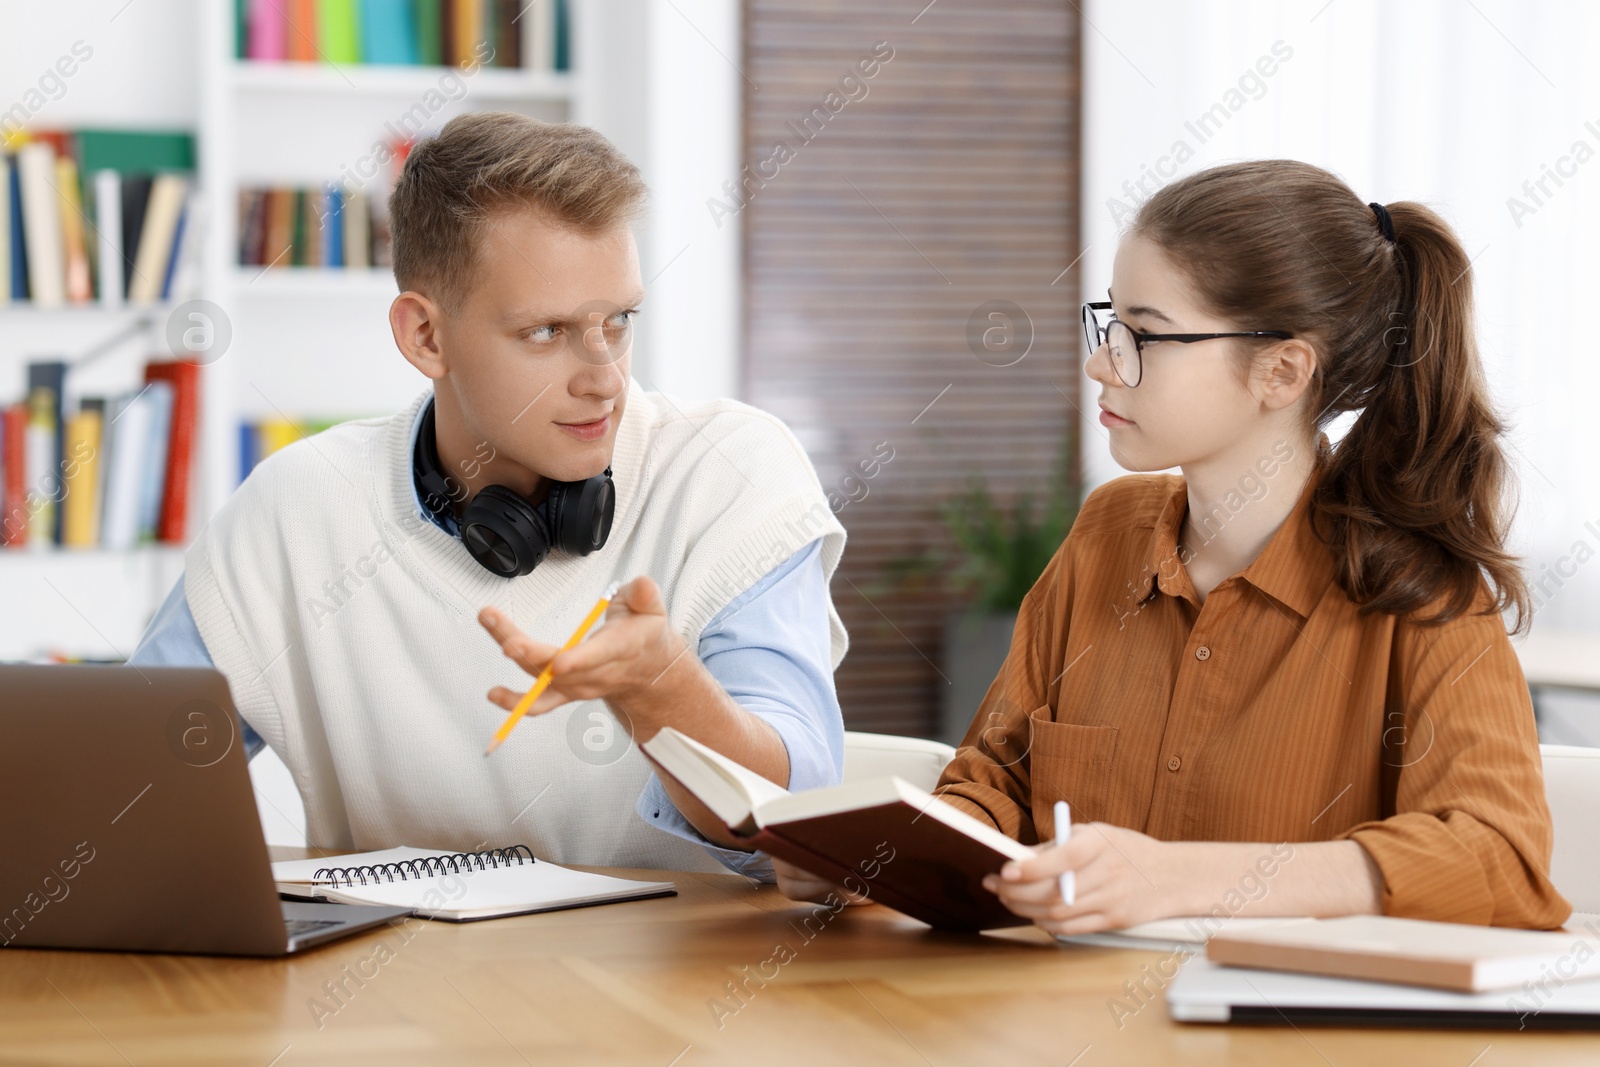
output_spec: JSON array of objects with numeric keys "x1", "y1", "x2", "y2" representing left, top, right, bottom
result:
[{"x1": 1081, "y1": 301, "x2": 1293, "y2": 388}]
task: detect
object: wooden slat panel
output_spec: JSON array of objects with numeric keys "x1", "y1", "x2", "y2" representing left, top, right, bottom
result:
[{"x1": 742, "y1": 0, "x2": 1082, "y2": 737}]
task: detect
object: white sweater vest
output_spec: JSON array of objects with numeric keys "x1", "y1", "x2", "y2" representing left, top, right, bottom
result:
[{"x1": 185, "y1": 381, "x2": 847, "y2": 870}]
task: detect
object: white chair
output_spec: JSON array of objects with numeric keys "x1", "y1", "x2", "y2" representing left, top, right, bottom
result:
[
  {"x1": 842, "y1": 731, "x2": 956, "y2": 792},
  {"x1": 1542, "y1": 744, "x2": 1600, "y2": 914}
]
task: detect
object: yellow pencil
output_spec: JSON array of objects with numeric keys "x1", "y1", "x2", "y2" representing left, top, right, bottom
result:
[{"x1": 484, "y1": 582, "x2": 620, "y2": 756}]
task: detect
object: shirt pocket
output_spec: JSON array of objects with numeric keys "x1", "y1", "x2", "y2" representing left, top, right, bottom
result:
[{"x1": 1027, "y1": 712, "x2": 1119, "y2": 828}]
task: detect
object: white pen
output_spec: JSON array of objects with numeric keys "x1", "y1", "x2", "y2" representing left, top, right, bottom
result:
[{"x1": 1054, "y1": 799, "x2": 1074, "y2": 906}]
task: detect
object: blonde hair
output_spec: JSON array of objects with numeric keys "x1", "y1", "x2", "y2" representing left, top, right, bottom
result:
[{"x1": 389, "y1": 111, "x2": 648, "y2": 310}]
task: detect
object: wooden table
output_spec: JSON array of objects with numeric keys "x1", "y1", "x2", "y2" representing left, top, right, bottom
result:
[{"x1": 2, "y1": 856, "x2": 1598, "y2": 1066}]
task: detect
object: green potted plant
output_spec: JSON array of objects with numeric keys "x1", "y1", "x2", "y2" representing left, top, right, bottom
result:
[{"x1": 887, "y1": 435, "x2": 1078, "y2": 745}]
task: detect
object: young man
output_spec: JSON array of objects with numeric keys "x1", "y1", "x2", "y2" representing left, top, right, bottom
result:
[{"x1": 132, "y1": 112, "x2": 847, "y2": 878}]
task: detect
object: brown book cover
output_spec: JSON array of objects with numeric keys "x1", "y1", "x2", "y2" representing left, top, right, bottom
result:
[
  {"x1": 263, "y1": 188, "x2": 295, "y2": 268},
  {"x1": 641, "y1": 728, "x2": 1033, "y2": 932}
]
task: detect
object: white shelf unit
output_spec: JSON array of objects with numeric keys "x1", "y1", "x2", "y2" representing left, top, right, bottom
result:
[
  {"x1": 1, "y1": 2, "x2": 592, "y2": 661},
  {"x1": 197, "y1": 1, "x2": 588, "y2": 548}
]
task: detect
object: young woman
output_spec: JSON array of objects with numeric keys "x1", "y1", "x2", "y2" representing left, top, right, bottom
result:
[{"x1": 778, "y1": 159, "x2": 1569, "y2": 931}]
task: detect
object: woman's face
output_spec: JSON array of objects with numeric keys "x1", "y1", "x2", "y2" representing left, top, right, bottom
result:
[{"x1": 1086, "y1": 233, "x2": 1274, "y2": 473}]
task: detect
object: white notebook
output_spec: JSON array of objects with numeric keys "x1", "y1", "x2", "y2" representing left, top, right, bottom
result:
[{"x1": 271, "y1": 845, "x2": 676, "y2": 923}]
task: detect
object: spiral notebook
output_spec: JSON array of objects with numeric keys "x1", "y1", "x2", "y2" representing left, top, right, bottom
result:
[{"x1": 271, "y1": 845, "x2": 676, "y2": 922}]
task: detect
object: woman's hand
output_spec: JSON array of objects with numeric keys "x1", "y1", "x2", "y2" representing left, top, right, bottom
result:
[{"x1": 981, "y1": 822, "x2": 1186, "y2": 936}]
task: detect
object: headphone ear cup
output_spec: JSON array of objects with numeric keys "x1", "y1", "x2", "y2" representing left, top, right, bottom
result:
[
  {"x1": 545, "y1": 472, "x2": 616, "y2": 556},
  {"x1": 458, "y1": 485, "x2": 554, "y2": 578}
]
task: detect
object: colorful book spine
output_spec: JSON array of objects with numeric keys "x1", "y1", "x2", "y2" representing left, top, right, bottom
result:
[
  {"x1": 360, "y1": 0, "x2": 419, "y2": 64},
  {"x1": 24, "y1": 385, "x2": 56, "y2": 546},
  {"x1": 0, "y1": 153, "x2": 10, "y2": 304},
  {"x1": 62, "y1": 406, "x2": 103, "y2": 548},
  {"x1": 26, "y1": 362, "x2": 67, "y2": 545},
  {"x1": 134, "y1": 380, "x2": 173, "y2": 543},
  {"x1": 1, "y1": 404, "x2": 28, "y2": 546},
  {"x1": 128, "y1": 174, "x2": 186, "y2": 304},
  {"x1": 287, "y1": 0, "x2": 320, "y2": 62},
  {"x1": 8, "y1": 153, "x2": 27, "y2": 300},
  {"x1": 93, "y1": 169, "x2": 123, "y2": 307},
  {"x1": 17, "y1": 143, "x2": 65, "y2": 308},
  {"x1": 318, "y1": 0, "x2": 362, "y2": 63},
  {"x1": 143, "y1": 361, "x2": 200, "y2": 544},
  {"x1": 248, "y1": 0, "x2": 288, "y2": 60}
]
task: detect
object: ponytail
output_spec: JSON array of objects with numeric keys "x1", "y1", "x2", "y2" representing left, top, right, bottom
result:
[{"x1": 1133, "y1": 161, "x2": 1530, "y2": 632}]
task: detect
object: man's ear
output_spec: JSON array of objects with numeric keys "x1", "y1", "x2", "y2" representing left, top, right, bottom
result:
[
  {"x1": 1253, "y1": 337, "x2": 1318, "y2": 413},
  {"x1": 391, "y1": 290, "x2": 448, "y2": 381}
]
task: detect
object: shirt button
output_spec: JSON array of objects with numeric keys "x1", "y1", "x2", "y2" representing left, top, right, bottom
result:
[
  {"x1": 1195, "y1": 645, "x2": 1211, "y2": 661},
  {"x1": 1168, "y1": 755, "x2": 1182, "y2": 772}
]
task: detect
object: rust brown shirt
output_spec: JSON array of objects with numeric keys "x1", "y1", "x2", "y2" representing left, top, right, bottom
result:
[{"x1": 935, "y1": 463, "x2": 1569, "y2": 928}]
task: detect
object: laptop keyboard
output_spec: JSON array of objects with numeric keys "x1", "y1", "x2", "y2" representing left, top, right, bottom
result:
[{"x1": 284, "y1": 918, "x2": 343, "y2": 938}]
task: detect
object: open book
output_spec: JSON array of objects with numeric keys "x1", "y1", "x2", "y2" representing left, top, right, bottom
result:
[
  {"x1": 640, "y1": 727, "x2": 1036, "y2": 931},
  {"x1": 271, "y1": 845, "x2": 675, "y2": 922}
]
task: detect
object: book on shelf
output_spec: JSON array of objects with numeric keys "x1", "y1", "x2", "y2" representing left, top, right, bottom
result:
[
  {"x1": 238, "y1": 182, "x2": 390, "y2": 270},
  {"x1": 238, "y1": 415, "x2": 343, "y2": 483},
  {"x1": 0, "y1": 128, "x2": 198, "y2": 309},
  {"x1": 236, "y1": 0, "x2": 568, "y2": 71},
  {"x1": 0, "y1": 357, "x2": 201, "y2": 551}
]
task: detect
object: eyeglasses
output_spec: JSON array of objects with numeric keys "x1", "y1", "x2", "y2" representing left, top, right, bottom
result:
[{"x1": 1081, "y1": 301, "x2": 1293, "y2": 388}]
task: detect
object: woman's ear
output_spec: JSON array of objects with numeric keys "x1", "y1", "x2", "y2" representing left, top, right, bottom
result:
[
  {"x1": 391, "y1": 291, "x2": 448, "y2": 381},
  {"x1": 1253, "y1": 338, "x2": 1318, "y2": 412}
]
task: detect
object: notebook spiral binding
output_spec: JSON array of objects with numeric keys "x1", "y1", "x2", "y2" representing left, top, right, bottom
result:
[{"x1": 313, "y1": 845, "x2": 537, "y2": 887}]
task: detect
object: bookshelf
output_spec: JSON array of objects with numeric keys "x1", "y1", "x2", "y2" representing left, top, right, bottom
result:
[
  {"x1": 2, "y1": 0, "x2": 745, "y2": 671},
  {"x1": 1, "y1": 1, "x2": 594, "y2": 661}
]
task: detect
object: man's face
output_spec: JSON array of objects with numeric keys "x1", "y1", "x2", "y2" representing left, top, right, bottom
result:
[{"x1": 435, "y1": 207, "x2": 643, "y2": 487}]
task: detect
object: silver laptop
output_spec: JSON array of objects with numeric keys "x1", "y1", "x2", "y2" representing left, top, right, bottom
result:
[
  {"x1": 1167, "y1": 955, "x2": 1600, "y2": 1030},
  {"x1": 0, "y1": 664, "x2": 409, "y2": 955}
]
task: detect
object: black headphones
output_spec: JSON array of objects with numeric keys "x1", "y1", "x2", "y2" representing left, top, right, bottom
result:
[{"x1": 413, "y1": 399, "x2": 615, "y2": 578}]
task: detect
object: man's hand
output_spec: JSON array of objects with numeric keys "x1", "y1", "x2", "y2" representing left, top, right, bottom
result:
[
  {"x1": 477, "y1": 576, "x2": 690, "y2": 732},
  {"x1": 773, "y1": 857, "x2": 874, "y2": 907},
  {"x1": 980, "y1": 822, "x2": 1182, "y2": 936},
  {"x1": 476, "y1": 573, "x2": 796, "y2": 852}
]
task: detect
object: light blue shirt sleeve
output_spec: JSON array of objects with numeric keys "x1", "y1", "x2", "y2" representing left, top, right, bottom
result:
[
  {"x1": 633, "y1": 537, "x2": 844, "y2": 881},
  {"x1": 129, "y1": 579, "x2": 268, "y2": 760}
]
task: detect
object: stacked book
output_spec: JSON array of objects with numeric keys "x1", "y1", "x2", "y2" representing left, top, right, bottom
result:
[
  {"x1": 1, "y1": 129, "x2": 200, "y2": 309},
  {"x1": 237, "y1": 0, "x2": 569, "y2": 70},
  {"x1": 237, "y1": 184, "x2": 388, "y2": 270},
  {"x1": 1, "y1": 358, "x2": 201, "y2": 550}
]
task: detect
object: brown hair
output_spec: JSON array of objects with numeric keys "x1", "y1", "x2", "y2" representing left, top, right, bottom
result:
[
  {"x1": 388, "y1": 111, "x2": 648, "y2": 310},
  {"x1": 1132, "y1": 159, "x2": 1529, "y2": 632}
]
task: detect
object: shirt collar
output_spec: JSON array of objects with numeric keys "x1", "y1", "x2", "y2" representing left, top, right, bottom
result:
[{"x1": 1137, "y1": 438, "x2": 1335, "y2": 619}]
